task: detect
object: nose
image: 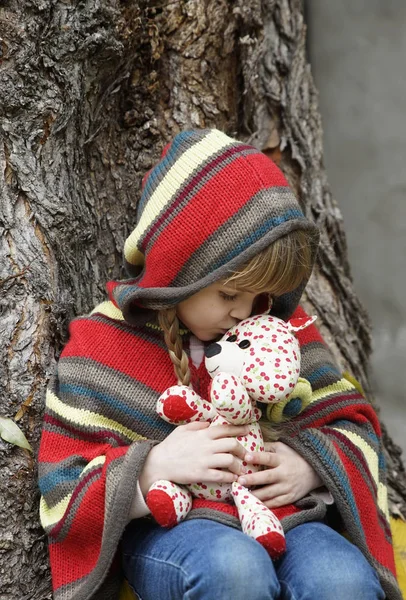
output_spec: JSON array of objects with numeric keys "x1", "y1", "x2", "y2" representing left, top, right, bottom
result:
[
  {"x1": 205, "y1": 343, "x2": 222, "y2": 358},
  {"x1": 230, "y1": 299, "x2": 254, "y2": 321}
]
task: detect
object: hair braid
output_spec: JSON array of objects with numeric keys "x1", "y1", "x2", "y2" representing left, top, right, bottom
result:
[{"x1": 158, "y1": 308, "x2": 191, "y2": 386}]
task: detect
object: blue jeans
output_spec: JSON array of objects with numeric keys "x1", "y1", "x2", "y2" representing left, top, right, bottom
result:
[{"x1": 122, "y1": 518, "x2": 385, "y2": 600}]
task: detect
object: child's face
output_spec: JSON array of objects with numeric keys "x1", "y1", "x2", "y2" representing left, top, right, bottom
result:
[{"x1": 177, "y1": 281, "x2": 261, "y2": 341}]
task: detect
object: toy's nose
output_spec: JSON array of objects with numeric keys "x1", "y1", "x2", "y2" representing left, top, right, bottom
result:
[{"x1": 205, "y1": 343, "x2": 222, "y2": 358}]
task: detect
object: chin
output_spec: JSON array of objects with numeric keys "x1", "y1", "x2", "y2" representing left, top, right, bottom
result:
[{"x1": 196, "y1": 331, "x2": 217, "y2": 342}]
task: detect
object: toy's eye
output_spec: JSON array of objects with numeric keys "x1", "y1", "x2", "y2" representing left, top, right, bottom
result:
[
  {"x1": 226, "y1": 334, "x2": 237, "y2": 342},
  {"x1": 238, "y1": 339, "x2": 251, "y2": 349}
]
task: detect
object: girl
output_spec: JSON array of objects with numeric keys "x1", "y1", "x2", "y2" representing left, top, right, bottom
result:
[{"x1": 38, "y1": 129, "x2": 400, "y2": 600}]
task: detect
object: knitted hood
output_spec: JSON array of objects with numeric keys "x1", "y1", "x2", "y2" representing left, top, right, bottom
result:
[{"x1": 108, "y1": 129, "x2": 319, "y2": 323}]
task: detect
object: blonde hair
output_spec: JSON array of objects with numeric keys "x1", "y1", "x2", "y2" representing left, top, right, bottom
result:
[
  {"x1": 224, "y1": 229, "x2": 314, "y2": 296},
  {"x1": 159, "y1": 229, "x2": 315, "y2": 386},
  {"x1": 158, "y1": 308, "x2": 191, "y2": 386}
]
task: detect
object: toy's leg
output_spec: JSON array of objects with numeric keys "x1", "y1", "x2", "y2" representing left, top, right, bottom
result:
[
  {"x1": 146, "y1": 481, "x2": 192, "y2": 528},
  {"x1": 231, "y1": 482, "x2": 286, "y2": 559}
]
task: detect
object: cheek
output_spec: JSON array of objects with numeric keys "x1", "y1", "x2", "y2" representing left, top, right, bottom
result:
[
  {"x1": 191, "y1": 302, "x2": 222, "y2": 330},
  {"x1": 176, "y1": 305, "x2": 191, "y2": 327},
  {"x1": 196, "y1": 302, "x2": 214, "y2": 322},
  {"x1": 203, "y1": 301, "x2": 224, "y2": 321}
]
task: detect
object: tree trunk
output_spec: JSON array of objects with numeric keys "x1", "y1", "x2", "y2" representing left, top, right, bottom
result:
[{"x1": 0, "y1": 0, "x2": 404, "y2": 597}]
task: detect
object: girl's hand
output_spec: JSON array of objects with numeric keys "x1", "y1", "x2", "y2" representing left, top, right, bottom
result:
[
  {"x1": 139, "y1": 422, "x2": 249, "y2": 496},
  {"x1": 237, "y1": 441, "x2": 323, "y2": 508}
]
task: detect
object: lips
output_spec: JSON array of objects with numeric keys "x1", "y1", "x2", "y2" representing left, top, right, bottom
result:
[{"x1": 208, "y1": 365, "x2": 219, "y2": 374}]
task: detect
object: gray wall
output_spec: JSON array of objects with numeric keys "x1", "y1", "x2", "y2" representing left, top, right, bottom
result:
[{"x1": 308, "y1": 1, "x2": 406, "y2": 456}]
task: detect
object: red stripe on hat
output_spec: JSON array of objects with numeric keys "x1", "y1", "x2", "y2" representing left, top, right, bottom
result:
[
  {"x1": 143, "y1": 145, "x2": 252, "y2": 248},
  {"x1": 105, "y1": 281, "x2": 122, "y2": 308},
  {"x1": 140, "y1": 152, "x2": 289, "y2": 288}
]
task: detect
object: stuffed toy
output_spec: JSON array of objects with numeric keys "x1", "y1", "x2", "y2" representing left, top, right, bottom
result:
[{"x1": 146, "y1": 313, "x2": 316, "y2": 558}]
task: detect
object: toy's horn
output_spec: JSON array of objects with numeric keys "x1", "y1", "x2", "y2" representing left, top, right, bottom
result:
[{"x1": 287, "y1": 315, "x2": 317, "y2": 332}]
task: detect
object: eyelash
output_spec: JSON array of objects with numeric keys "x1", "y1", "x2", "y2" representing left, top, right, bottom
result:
[{"x1": 220, "y1": 292, "x2": 237, "y2": 302}]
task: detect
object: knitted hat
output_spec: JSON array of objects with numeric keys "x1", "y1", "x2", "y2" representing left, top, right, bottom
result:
[{"x1": 108, "y1": 129, "x2": 319, "y2": 322}]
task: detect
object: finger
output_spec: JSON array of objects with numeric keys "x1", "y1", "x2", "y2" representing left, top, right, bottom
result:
[
  {"x1": 206, "y1": 468, "x2": 239, "y2": 485},
  {"x1": 209, "y1": 453, "x2": 245, "y2": 476},
  {"x1": 237, "y1": 467, "x2": 279, "y2": 488},
  {"x1": 182, "y1": 421, "x2": 211, "y2": 431},
  {"x1": 250, "y1": 484, "x2": 284, "y2": 502},
  {"x1": 214, "y1": 438, "x2": 247, "y2": 461},
  {"x1": 262, "y1": 493, "x2": 295, "y2": 509},
  {"x1": 263, "y1": 442, "x2": 277, "y2": 453},
  {"x1": 209, "y1": 424, "x2": 250, "y2": 439},
  {"x1": 244, "y1": 451, "x2": 280, "y2": 468}
]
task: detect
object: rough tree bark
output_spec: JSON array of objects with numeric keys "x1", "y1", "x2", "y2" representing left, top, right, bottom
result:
[{"x1": 0, "y1": 1, "x2": 404, "y2": 598}]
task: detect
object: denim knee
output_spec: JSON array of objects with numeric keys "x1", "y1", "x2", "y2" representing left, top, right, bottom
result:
[
  {"x1": 279, "y1": 523, "x2": 385, "y2": 600},
  {"x1": 123, "y1": 519, "x2": 280, "y2": 600},
  {"x1": 189, "y1": 530, "x2": 280, "y2": 600},
  {"x1": 295, "y1": 563, "x2": 384, "y2": 600}
]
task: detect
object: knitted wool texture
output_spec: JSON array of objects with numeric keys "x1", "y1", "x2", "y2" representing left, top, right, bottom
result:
[
  {"x1": 107, "y1": 129, "x2": 319, "y2": 320},
  {"x1": 38, "y1": 129, "x2": 400, "y2": 600},
  {"x1": 38, "y1": 304, "x2": 400, "y2": 600}
]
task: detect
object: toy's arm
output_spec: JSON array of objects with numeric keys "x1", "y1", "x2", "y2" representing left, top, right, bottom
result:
[
  {"x1": 211, "y1": 373, "x2": 259, "y2": 425},
  {"x1": 157, "y1": 385, "x2": 216, "y2": 425}
]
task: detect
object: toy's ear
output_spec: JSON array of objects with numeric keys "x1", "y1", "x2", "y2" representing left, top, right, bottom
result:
[
  {"x1": 253, "y1": 293, "x2": 273, "y2": 315},
  {"x1": 287, "y1": 315, "x2": 317, "y2": 332}
]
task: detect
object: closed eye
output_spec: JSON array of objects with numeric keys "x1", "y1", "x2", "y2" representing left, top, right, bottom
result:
[{"x1": 220, "y1": 292, "x2": 237, "y2": 302}]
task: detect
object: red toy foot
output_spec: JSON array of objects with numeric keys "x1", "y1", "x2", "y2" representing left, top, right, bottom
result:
[
  {"x1": 256, "y1": 530, "x2": 286, "y2": 558},
  {"x1": 146, "y1": 488, "x2": 179, "y2": 528},
  {"x1": 232, "y1": 482, "x2": 286, "y2": 559},
  {"x1": 146, "y1": 481, "x2": 192, "y2": 528}
]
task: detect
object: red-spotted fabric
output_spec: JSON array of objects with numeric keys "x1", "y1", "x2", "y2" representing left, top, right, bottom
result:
[
  {"x1": 38, "y1": 129, "x2": 399, "y2": 599},
  {"x1": 38, "y1": 303, "x2": 400, "y2": 600}
]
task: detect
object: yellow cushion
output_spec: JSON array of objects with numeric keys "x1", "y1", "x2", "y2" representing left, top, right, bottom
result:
[
  {"x1": 120, "y1": 579, "x2": 138, "y2": 600},
  {"x1": 391, "y1": 516, "x2": 406, "y2": 596}
]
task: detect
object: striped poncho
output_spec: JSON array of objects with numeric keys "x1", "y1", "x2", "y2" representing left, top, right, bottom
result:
[
  {"x1": 38, "y1": 302, "x2": 400, "y2": 600},
  {"x1": 38, "y1": 129, "x2": 400, "y2": 599}
]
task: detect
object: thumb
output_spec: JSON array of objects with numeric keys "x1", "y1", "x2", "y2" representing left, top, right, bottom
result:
[{"x1": 264, "y1": 442, "x2": 277, "y2": 453}]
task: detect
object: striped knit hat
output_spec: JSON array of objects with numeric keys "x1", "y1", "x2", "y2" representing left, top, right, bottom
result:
[{"x1": 108, "y1": 129, "x2": 319, "y2": 322}]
